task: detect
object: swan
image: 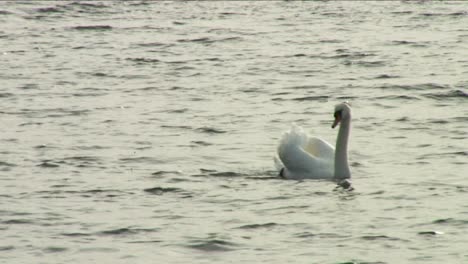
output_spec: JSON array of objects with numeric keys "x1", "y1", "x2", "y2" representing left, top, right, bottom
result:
[{"x1": 276, "y1": 102, "x2": 352, "y2": 188}]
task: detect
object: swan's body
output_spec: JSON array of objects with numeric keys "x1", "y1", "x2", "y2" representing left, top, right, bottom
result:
[{"x1": 276, "y1": 102, "x2": 352, "y2": 186}]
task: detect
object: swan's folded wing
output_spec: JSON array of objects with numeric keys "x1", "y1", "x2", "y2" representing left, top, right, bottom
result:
[
  {"x1": 278, "y1": 142, "x2": 322, "y2": 172},
  {"x1": 304, "y1": 137, "x2": 334, "y2": 161}
]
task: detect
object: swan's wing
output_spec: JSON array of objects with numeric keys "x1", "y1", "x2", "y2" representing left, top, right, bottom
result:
[
  {"x1": 277, "y1": 124, "x2": 330, "y2": 177},
  {"x1": 304, "y1": 137, "x2": 334, "y2": 161}
]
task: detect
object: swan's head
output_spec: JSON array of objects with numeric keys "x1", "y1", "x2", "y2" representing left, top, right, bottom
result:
[{"x1": 332, "y1": 102, "x2": 351, "y2": 129}]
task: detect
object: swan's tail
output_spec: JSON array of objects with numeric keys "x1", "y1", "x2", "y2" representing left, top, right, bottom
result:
[{"x1": 276, "y1": 124, "x2": 309, "y2": 175}]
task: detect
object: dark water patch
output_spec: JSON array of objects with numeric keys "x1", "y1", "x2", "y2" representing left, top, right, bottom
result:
[
  {"x1": 78, "y1": 247, "x2": 119, "y2": 253},
  {"x1": 71, "y1": 25, "x2": 113, "y2": 31},
  {"x1": 67, "y1": 1, "x2": 109, "y2": 9},
  {"x1": 35, "y1": 188, "x2": 130, "y2": 199},
  {"x1": 295, "y1": 231, "x2": 316, "y2": 238},
  {"x1": 286, "y1": 84, "x2": 324, "y2": 90},
  {"x1": 391, "y1": 11, "x2": 413, "y2": 15},
  {"x1": 99, "y1": 227, "x2": 158, "y2": 236},
  {"x1": 65, "y1": 156, "x2": 101, "y2": 164},
  {"x1": 119, "y1": 156, "x2": 161, "y2": 164},
  {"x1": 420, "y1": 12, "x2": 467, "y2": 18},
  {"x1": 136, "y1": 42, "x2": 168, "y2": 47},
  {"x1": 127, "y1": 240, "x2": 162, "y2": 244},
  {"x1": 318, "y1": 39, "x2": 343, "y2": 43},
  {"x1": 420, "y1": 151, "x2": 467, "y2": 159},
  {"x1": 43, "y1": 246, "x2": 68, "y2": 253},
  {"x1": 191, "y1": 140, "x2": 212, "y2": 146},
  {"x1": 423, "y1": 90, "x2": 467, "y2": 100},
  {"x1": 143, "y1": 187, "x2": 185, "y2": 195},
  {"x1": 161, "y1": 124, "x2": 192, "y2": 130},
  {"x1": 3, "y1": 219, "x2": 34, "y2": 225},
  {"x1": 196, "y1": 127, "x2": 226, "y2": 134},
  {"x1": 200, "y1": 168, "x2": 216, "y2": 173},
  {"x1": 126, "y1": 57, "x2": 161, "y2": 64},
  {"x1": 187, "y1": 239, "x2": 237, "y2": 252},
  {"x1": 378, "y1": 83, "x2": 448, "y2": 91},
  {"x1": 292, "y1": 95, "x2": 329, "y2": 101},
  {"x1": 151, "y1": 170, "x2": 182, "y2": 177},
  {"x1": 0, "y1": 161, "x2": 16, "y2": 167},
  {"x1": 37, "y1": 161, "x2": 60, "y2": 168},
  {"x1": 35, "y1": 6, "x2": 63, "y2": 13},
  {"x1": 62, "y1": 232, "x2": 91, "y2": 237},
  {"x1": 418, "y1": 231, "x2": 444, "y2": 236},
  {"x1": 194, "y1": 170, "x2": 246, "y2": 178},
  {"x1": 0, "y1": 10, "x2": 13, "y2": 15},
  {"x1": 247, "y1": 176, "x2": 282, "y2": 181},
  {"x1": 0, "y1": 92, "x2": 14, "y2": 98},
  {"x1": 165, "y1": 108, "x2": 188, "y2": 114},
  {"x1": 177, "y1": 36, "x2": 241, "y2": 44},
  {"x1": 0, "y1": 246, "x2": 14, "y2": 251},
  {"x1": 344, "y1": 60, "x2": 386, "y2": 67},
  {"x1": 209, "y1": 171, "x2": 244, "y2": 177},
  {"x1": 374, "y1": 74, "x2": 400, "y2": 79},
  {"x1": 376, "y1": 95, "x2": 420, "y2": 100},
  {"x1": 360, "y1": 235, "x2": 404, "y2": 241},
  {"x1": 432, "y1": 218, "x2": 468, "y2": 226},
  {"x1": 428, "y1": 119, "x2": 449, "y2": 124},
  {"x1": 336, "y1": 261, "x2": 387, "y2": 264},
  {"x1": 178, "y1": 37, "x2": 210, "y2": 42},
  {"x1": 391, "y1": 40, "x2": 431, "y2": 47},
  {"x1": 332, "y1": 50, "x2": 375, "y2": 59},
  {"x1": 236, "y1": 223, "x2": 278, "y2": 229}
]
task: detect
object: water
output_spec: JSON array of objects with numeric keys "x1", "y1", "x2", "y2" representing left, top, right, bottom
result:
[{"x1": 1, "y1": 1, "x2": 467, "y2": 263}]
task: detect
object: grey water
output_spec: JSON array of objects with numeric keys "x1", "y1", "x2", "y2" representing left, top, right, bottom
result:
[{"x1": 1, "y1": 1, "x2": 467, "y2": 263}]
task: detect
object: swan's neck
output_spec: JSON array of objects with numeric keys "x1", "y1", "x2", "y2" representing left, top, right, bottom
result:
[{"x1": 334, "y1": 116, "x2": 351, "y2": 180}]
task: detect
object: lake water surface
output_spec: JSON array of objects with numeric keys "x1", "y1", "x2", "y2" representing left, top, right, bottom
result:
[{"x1": 1, "y1": 1, "x2": 467, "y2": 263}]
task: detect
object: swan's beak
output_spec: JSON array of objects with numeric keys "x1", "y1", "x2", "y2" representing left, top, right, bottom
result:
[{"x1": 332, "y1": 113, "x2": 341, "y2": 129}]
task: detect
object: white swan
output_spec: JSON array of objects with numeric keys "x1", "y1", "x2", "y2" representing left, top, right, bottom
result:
[{"x1": 276, "y1": 102, "x2": 352, "y2": 187}]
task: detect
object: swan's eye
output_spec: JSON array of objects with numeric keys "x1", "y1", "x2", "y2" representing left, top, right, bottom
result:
[{"x1": 334, "y1": 110, "x2": 342, "y2": 119}]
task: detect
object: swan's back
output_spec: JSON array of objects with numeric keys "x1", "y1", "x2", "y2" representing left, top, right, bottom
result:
[{"x1": 277, "y1": 124, "x2": 334, "y2": 179}]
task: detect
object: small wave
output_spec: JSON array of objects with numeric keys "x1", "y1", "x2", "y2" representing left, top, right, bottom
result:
[
  {"x1": 194, "y1": 169, "x2": 246, "y2": 178},
  {"x1": 292, "y1": 95, "x2": 329, "y2": 101},
  {"x1": 418, "y1": 231, "x2": 444, "y2": 236},
  {"x1": 374, "y1": 74, "x2": 400, "y2": 79},
  {"x1": 0, "y1": 246, "x2": 14, "y2": 251},
  {"x1": 0, "y1": 161, "x2": 16, "y2": 167},
  {"x1": 177, "y1": 36, "x2": 241, "y2": 44},
  {"x1": 420, "y1": 12, "x2": 467, "y2": 17},
  {"x1": 99, "y1": 227, "x2": 158, "y2": 236},
  {"x1": 376, "y1": 95, "x2": 420, "y2": 100},
  {"x1": 236, "y1": 222, "x2": 278, "y2": 229},
  {"x1": 0, "y1": 92, "x2": 15, "y2": 98},
  {"x1": 37, "y1": 161, "x2": 60, "y2": 168},
  {"x1": 151, "y1": 170, "x2": 182, "y2": 176},
  {"x1": 432, "y1": 218, "x2": 468, "y2": 226},
  {"x1": 68, "y1": 2, "x2": 109, "y2": 9},
  {"x1": 72, "y1": 25, "x2": 113, "y2": 31},
  {"x1": 43, "y1": 247, "x2": 68, "y2": 253},
  {"x1": 2, "y1": 219, "x2": 33, "y2": 225},
  {"x1": 0, "y1": 10, "x2": 13, "y2": 15},
  {"x1": 35, "y1": 7, "x2": 63, "y2": 13},
  {"x1": 423, "y1": 90, "x2": 468, "y2": 100},
  {"x1": 126, "y1": 57, "x2": 161, "y2": 64},
  {"x1": 187, "y1": 239, "x2": 237, "y2": 252},
  {"x1": 143, "y1": 187, "x2": 184, "y2": 195},
  {"x1": 191, "y1": 140, "x2": 212, "y2": 146},
  {"x1": 196, "y1": 127, "x2": 226, "y2": 134},
  {"x1": 378, "y1": 83, "x2": 449, "y2": 91},
  {"x1": 360, "y1": 235, "x2": 405, "y2": 241}
]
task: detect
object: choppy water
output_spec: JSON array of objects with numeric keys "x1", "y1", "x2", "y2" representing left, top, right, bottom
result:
[{"x1": 1, "y1": 1, "x2": 467, "y2": 263}]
